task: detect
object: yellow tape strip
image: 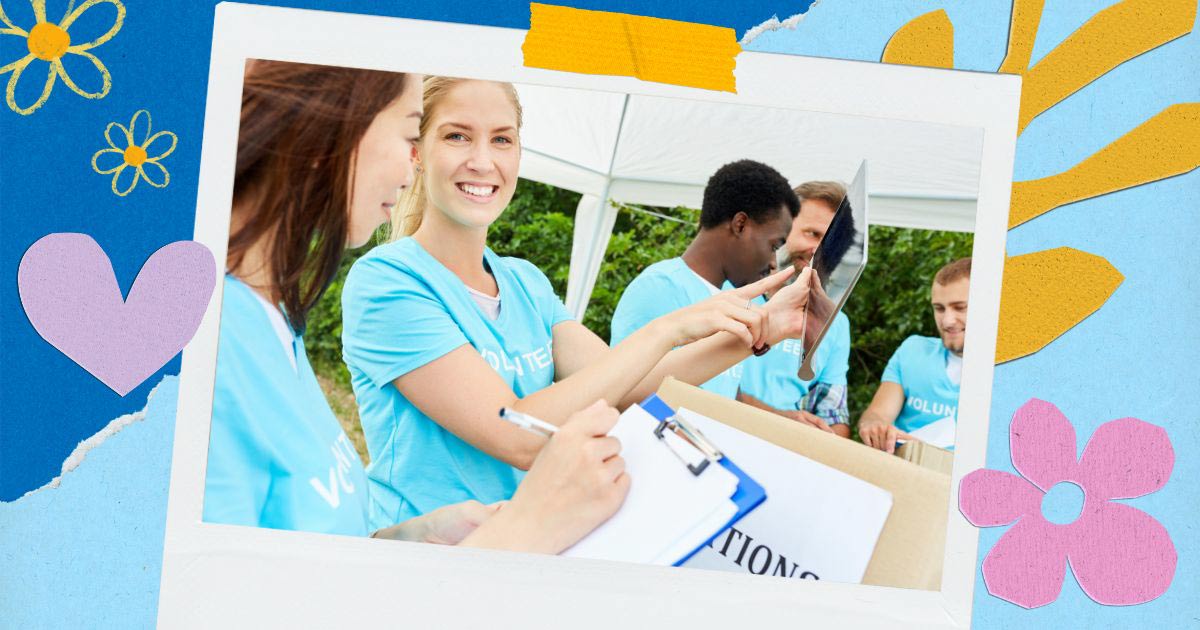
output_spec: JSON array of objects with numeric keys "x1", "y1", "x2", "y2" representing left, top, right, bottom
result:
[{"x1": 522, "y1": 3, "x2": 741, "y2": 93}]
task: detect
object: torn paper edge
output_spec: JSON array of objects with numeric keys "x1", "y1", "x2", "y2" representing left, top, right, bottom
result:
[
  {"x1": 14, "y1": 376, "x2": 174, "y2": 501},
  {"x1": 739, "y1": 1, "x2": 819, "y2": 46}
]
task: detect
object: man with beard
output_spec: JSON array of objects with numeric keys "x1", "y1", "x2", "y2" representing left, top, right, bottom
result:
[{"x1": 858, "y1": 258, "x2": 971, "y2": 453}]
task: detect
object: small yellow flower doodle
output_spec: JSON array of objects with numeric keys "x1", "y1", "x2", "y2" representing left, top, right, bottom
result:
[
  {"x1": 0, "y1": 0, "x2": 125, "y2": 115},
  {"x1": 91, "y1": 109, "x2": 178, "y2": 196}
]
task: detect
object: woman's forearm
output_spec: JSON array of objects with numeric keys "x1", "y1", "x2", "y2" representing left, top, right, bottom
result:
[
  {"x1": 514, "y1": 317, "x2": 761, "y2": 423},
  {"x1": 395, "y1": 321, "x2": 680, "y2": 473},
  {"x1": 515, "y1": 325, "x2": 758, "y2": 429},
  {"x1": 511, "y1": 282, "x2": 788, "y2": 429},
  {"x1": 510, "y1": 320, "x2": 676, "y2": 426},
  {"x1": 501, "y1": 327, "x2": 750, "y2": 468},
  {"x1": 619, "y1": 332, "x2": 753, "y2": 407},
  {"x1": 616, "y1": 294, "x2": 802, "y2": 408},
  {"x1": 502, "y1": 290, "x2": 785, "y2": 465}
]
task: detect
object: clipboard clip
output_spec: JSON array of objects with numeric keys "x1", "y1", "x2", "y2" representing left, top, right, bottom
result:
[{"x1": 653, "y1": 413, "x2": 723, "y2": 476}]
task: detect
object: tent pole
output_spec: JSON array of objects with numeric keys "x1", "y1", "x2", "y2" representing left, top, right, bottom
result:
[{"x1": 569, "y1": 94, "x2": 630, "y2": 320}]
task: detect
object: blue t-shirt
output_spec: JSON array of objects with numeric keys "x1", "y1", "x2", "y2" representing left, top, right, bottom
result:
[
  {"x1": 740, "y1": 312, "x2": 851, "y2": 412},
  {"x1": 341, "y1": 238, "x2": 573, "y2": 527},
  {"x1": 882, "y1": 335, "x2": 961, "y2": 436},
  {"x1": 609, "y1": 257, "x2": 746, "y2": 398},
  {"x1": 204, "y1": 276, "x2": 371, "y2": 537}
]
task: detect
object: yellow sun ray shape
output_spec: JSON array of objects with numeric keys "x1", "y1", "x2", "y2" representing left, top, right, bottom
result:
[
  {"x1": 882, "y1": 9, "x2": 954, "y2": 69},
  {"x1": 881, "y1": 1, "x2": 1197, "y2": 363},
  {"x1": 1012, "y1": 0, "x2": 1196, "y2": 134},
  {"x1": 996, "y1": 248, "x2": 1124, "y2": 363},
  {"x1": 1010, "y1": 103, "x2": 1200, "y2": 228},
  {"x1": 0, "y1": 0, "x2": 125, "y2": 115},
  {"x1": 996, "y1": 0, "x2": 1043, "y2": 75}
]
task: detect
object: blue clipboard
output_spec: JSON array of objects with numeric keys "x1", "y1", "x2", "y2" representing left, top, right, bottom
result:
[{"x1": 639, "y1": 394, "x2": 767, "y2": 566}]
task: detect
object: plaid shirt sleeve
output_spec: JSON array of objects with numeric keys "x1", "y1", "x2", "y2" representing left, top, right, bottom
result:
[{"x1": 800, "y1": 382, "x2": 849, "y2": 426}]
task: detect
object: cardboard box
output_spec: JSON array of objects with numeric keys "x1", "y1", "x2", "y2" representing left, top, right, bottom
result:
[
  {"x1": 656, "y1": 377, "x2": 950, "y2": 591},
  {"x1": 896, "y1": 440, "x2": 955, "y2": 476}
]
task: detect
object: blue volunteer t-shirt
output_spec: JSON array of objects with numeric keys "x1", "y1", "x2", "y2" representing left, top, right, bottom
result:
[
  {"x1": 609, "y1": 257, "x2": 746, "y2": 398},
  {"x1": 740, "y1": 312, "x2": 851, "y2": 410},
  {"x1": 341, "y1": 238, "x2": 572, "y2": 527},
  {"x1": 204, "y1": 276, "x2": 371, "y2": 537},
  {"x1": 882, "y1": 335, "x2": 961, "y2": 435}
]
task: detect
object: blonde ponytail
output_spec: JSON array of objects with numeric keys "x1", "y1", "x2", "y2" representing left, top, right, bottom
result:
[{"x1": 389, "y1": 169, "x2": 427, "y2": 240}]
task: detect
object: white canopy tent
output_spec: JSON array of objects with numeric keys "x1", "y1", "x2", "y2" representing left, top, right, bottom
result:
[{"x1": 512, "y1": 83, "x2": 984, "y2": 319}]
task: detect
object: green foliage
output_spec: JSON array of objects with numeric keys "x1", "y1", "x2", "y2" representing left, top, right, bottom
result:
[
  {"x1": 841, "y1": 226, "x2": 973, "y2": 417},
  {"x1": 487, "y1": 180, "x2": 578, "y2": 296},
  {"x1": 305, "y1": 249, "x2": 362, "y2": 388},
  {"x1": 584, "y1": 204, "x2": 696, "y2": 339},
  {"x1": 304, "y1": 179, "x2": 973, "y2": 431},
  {"x1": 471, "y1": 180, "x2": 697, "y2": 339}
]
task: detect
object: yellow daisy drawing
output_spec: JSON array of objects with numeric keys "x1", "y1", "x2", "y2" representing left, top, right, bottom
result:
[
  {"x1": 91, "y1": 109, "x2": 177, "y2": 196},
  {"x1": 0, "y1": 0, "x2": 125, "y2": 115}
]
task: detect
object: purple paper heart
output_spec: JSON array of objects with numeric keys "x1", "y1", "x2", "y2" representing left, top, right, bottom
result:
[{"x1": 18, "y1": 233, "x2": 216, "y2": 396}]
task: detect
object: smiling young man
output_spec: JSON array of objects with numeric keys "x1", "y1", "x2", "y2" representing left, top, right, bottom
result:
[
  {"x1": 609, "y1": 159, "x2": 799, "y2": 398},
  {"x1": 737, "y1": 181, "x2": 854, "y2": 436},
  {"x1": 858, "y1": 258, "x2": 971, "y2": 453}
]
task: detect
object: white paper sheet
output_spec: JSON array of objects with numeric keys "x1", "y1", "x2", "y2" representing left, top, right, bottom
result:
[
  {"x1": 562, "y1": 405, "x2": 739, "y2": 564},
  {"x1": 905, "y1": 416, "x2": 957, "y2": 449},
  {"x1": 677, "y1": 409, "x2": 893, "y2": 584},
  {"x1": 651, "y1": 498, "x2": 738, "y2": 565}
]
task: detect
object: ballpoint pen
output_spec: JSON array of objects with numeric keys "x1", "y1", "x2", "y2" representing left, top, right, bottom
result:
[{"x1": 498, "y1": 407, "x2": 559, "y2": 438}]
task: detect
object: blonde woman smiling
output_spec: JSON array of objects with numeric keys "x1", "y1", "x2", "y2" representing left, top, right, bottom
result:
[{"x1": 341, "y1": 77, "x2": 815, "y2": 525}]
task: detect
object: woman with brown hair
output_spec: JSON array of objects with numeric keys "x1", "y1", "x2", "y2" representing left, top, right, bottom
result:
[
  {"x1": 203, "y1": 61, "x2": 630, "y2": 555},
  {"x1": 341, "y1": 77, "x2": 817, "y2": 526}
]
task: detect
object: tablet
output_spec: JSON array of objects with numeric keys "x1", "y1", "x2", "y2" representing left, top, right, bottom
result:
[{"x1": 779, "y1": 161, "x2": 868, "y2": 380}]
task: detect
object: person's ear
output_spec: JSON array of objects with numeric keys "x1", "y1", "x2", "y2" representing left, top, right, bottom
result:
[
  {"x1": 412, "y1": 147, "x2": 423, "y2": 174},
  {"x1": 731, "y1": 212, "x2": 748, "y2": 236}
]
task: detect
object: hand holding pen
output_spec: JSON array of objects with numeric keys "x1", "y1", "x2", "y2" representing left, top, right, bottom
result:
[{"x1": 465, "y1": 401, "x2": 629, "y2": 555}]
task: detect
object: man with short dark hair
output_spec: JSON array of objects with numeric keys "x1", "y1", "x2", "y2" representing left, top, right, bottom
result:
[
  {"x1": 610, "y1": 159, "x2": 800, "y2": 398},
  {"x1": 858, "y1": 258, "x2": 971, "y2": 452}
]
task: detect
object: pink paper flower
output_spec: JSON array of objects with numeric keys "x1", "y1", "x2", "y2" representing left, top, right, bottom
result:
[{"x1": 959, "y1": 399, "x2": 1176, "y2": 608}]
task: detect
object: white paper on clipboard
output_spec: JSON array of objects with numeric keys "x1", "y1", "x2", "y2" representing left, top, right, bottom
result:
[{"x1": 561, "y1": 405, "x2": 739, "y2": 565}]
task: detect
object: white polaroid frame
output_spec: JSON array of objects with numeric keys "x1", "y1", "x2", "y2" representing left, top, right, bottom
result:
[{"x1": 161, "y1": 3, "x2": 1019, "y2": 627}]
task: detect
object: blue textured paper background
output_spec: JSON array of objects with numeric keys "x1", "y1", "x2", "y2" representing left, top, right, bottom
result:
[
  {"x1": 0, "y1": 378, "x2": 178, "y2": 625},
  {"x1": 1, "y1": 0, "x2": 1196, "y2": 627}
]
